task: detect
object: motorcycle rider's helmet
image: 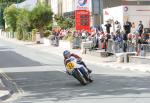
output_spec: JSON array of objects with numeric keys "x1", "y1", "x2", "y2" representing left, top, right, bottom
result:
[{"x1": 63, "y1": 50, "x2": 70, "y2": 57}]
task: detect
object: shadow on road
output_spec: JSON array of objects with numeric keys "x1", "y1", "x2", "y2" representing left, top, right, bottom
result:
[
  {"x1": 6, "y1": 71, "x2": 150, "y2": 102},
  {"x1": 0, "y1": 50, "x2": 43, "y2": 68}
]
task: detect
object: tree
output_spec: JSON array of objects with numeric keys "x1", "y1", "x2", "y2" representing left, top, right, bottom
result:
[
  {"x1": 3, "y1": 5, "x2": 18, "y2": 32},
  {"x1": 29, "y1": 3, "x2": 53, "y2": 37},
  {"x1": 55, "y1": 16, "x2": 75, "y2": 29},
  {"x1": 0, "y1": 0, "x2": 25, "y2": 6},
  {"x1": 16, "y1": 9, "x2": 30, "y2": 40},
  {"x1": 0, "y1": 0, "x2": 25, "y2": 29}
]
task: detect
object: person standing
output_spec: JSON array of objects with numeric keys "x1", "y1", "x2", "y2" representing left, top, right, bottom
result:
[
  {"x1": 115, "y1": 20, "x2": 121, "y2": 33},
  {"x1": 105, "y1": 21, "x2": 112, "y2": 34},
  {"x1": 137, "y1": 21, "x2": 144, "y2": 36},
  {"x1": 123, "y1": 20, "x2": 132, "y2": 52},
  {"x1": 123, "y1": 20, "x2": 132, "y2": 35}
]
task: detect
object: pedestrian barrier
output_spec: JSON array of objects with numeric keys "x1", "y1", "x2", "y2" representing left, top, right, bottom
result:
[
  {"x1": 71, "y1": 37, "x2": 82, "y2": 49},
  {"x1": 107, "y1": 39, "x2": 123, "y2": 53},
  {"x1": 107, "y1": 39, "x2": 114, "y2": 53},
  {"x1": 140, "y1": 44, "x2": 150, "y2": 56},
  {"x1": 107, "y1": 39, "x2": 150, "y2": 57},
  {"x1": 126, "y1": 42, "x2": 136, "y2": 52},
  {"x1": 51, "y1": 36, "x2": 59, "y2": 46}
]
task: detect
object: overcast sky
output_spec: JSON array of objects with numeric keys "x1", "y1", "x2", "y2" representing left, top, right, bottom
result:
[{"x1": 16, "y1": 0, "x2": 37, "y2": 10}]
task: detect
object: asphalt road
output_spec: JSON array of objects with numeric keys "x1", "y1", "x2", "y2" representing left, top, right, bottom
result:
[{"x1": 1, "y1": 39, "x2": 150, "y2": 103}]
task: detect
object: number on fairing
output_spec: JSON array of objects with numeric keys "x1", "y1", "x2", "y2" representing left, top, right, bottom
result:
[{"x1": 66, "y1": 62, "x2": 75, "y2": 70}]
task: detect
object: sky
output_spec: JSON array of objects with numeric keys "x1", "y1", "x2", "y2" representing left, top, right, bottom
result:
[{"x1": 15, "y1": 0, "x2": 37, "y2": 10}]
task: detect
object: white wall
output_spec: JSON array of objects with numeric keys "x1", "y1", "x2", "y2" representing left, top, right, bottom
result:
[
  {"x1": 62, "y1": 0, "x2": 75, "y2": 13},
  {"x1": 49, "y1": 0, "x2": 59, "y2": 15},
  {"x1": 103, "y1": 5, "x2": 150, "y2": 33},
  {"x1": 124, "y1": 5, "x2": 150, "y2": 28},
  {"x1": 103, "y1": 6, "x2": 124, "y2": 32}
]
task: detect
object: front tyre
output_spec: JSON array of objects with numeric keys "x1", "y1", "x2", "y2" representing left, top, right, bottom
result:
[{"x1": 72, "y1": 69, "x2": 87, "y2": 85}]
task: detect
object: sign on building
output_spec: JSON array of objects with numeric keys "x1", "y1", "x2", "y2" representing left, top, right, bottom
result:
[{"x1": 75, "y1": 0, "x2": 90, "y2": 31}]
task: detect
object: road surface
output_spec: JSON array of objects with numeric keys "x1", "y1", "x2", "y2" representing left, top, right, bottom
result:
[{"x1": 0, "y1": 39, "x2": 150, "y2": 103}]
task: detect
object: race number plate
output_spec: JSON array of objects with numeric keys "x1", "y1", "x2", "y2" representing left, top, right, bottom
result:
[{"x1": 66, "y1": 62, "x2": 75, "y2": 70}]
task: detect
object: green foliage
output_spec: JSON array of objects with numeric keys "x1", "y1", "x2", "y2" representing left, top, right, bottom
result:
[
  {"x1": 22, "y1": 32, "x2": 32, "y2": 41},
  {"x1": 4, "y1": 5, "x2": 18, "y2": 32},
  {"x1": 16, "y1": 28, "x2": 23, "y2": 40},
  {"x1": 55, "y1": 16, "x2": 75, "y2": 29},
  {"x1": 43, "y1": 30, "x2": 51, "y2": 37},
  {"x1": 46, "y1": 23, "x2": 53, "y2": 31},
  {"x1": 29, "y1": 3, "x2": 53, "y2": 35},
  {"x1": 0, "y1": 0, "x2": 25, "y2": 8},
  {"x1": 67, "y1": 35, "x2": 73, "y2": 41},
  {"x1": 0, "y1": 0, "x2": 25, "y2": 4},
  {"x1": 16, "y1": 9, "x2": 30, "y2": 40},
  {"x1": 63, "y1": 32, "x2": 73, "y2": 41},
  {"x1": 31, "y1": 29, "x2": 37, "y2": 41},
  {"x1": 0, "y1": 9, "x2": 5, "y2": 29},
  {"x1": 0, "y1": 0, "x2": 25, "y2": 28},
  {"x1": 3, "y1": 2, "x2": 54, "y2": 41}
]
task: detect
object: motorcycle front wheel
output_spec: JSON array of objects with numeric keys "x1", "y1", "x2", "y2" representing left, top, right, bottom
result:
[{"x1": 72, "y1": 69, "x2": 87, "y2": 85}]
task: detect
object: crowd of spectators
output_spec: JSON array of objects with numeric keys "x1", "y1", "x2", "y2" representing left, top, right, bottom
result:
[{"x1": 50, "y1": 20, "x2": 150, "y2": 54}]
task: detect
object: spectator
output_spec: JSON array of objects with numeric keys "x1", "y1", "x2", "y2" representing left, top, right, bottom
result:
[
  {"x1": 94, "y1": 31, "x2": 101, "y2": 48},
  {"x1": 105, "y1": 20, "x2": 112, "y2": 34},
  {"x1": 137, "y1": 21, "x2": 144, "y2": 36},
  {"x1": 104, "y1": 33, "x2": 111, "y2": 51},
  {"x1": 142, "y1": 33, "x2": 149, "y2": 44},
  {"x1": 137, "y1": 36, "x2": 143, "y2": 44},
  {"x1": 97, "y1": 24, "x2": 104, "y2": 32},
  {"x1": 143, "y1": 29, "x2": 149, "y2": 43},
  {"x1": 59, "y1": 29, "x2": 66, "y2": 39},
  {"x1": 115, "y1": 20, "x2": 121, "y2": 33},
  {"x1": 115, "y1": 31, "x2": 123, "y2": 43},
  {"x1": 82, "y1": 31, "x2": 87, "y2": 39},
  {"x1": 132, "y1": 33, "x2": 137, "y2": 45},
  {"x1": 111, "y1": 32, "x2": 116, "y2": 41},
  {"x1": 123, "y1": 20, "x2": 132, "y2": 35},
  {"x1": 115, "y1": 31, "x2": 123, "y2": 51}
]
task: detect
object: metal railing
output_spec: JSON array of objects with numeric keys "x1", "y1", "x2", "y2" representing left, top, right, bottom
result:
[
  {"x1": 140, "y1": 44, "x2": 150, "y2": 56},
  {"x1": 107, "y1": 39, "x2": 150, "y2": 57},
  {"x1": 71, "y1": 37, "x2": 82, "y2": 49}
]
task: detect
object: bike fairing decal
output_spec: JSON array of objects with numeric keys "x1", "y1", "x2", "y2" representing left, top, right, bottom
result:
[{"x1": 78, "y1": 0, "x2": 87, "y2": 6}]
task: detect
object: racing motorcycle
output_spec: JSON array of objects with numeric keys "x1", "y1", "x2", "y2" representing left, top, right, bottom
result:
[{"x1": 65, "y1": 56, "x2": 93, "y2": 85}]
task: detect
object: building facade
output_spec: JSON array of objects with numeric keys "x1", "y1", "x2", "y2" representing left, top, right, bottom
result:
[{"x1": 45, "y1": 0, "x2": 150, "y2": 26}]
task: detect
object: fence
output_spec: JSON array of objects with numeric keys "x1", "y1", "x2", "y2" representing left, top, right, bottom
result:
[
  {"x1": 107, "y1": 39, "x2": 150, "y2": 57},
  {"x1": 71, "y1": 37, "x2": 82, "y2": 49},
  {"x1": 0, "y1": 31, "x2": 32, "y2": 41},
  {"x1": 107, "y1": 40, "x2": 124, "y2": 53},
  {"x1": 50, "y1": 36, "x2": 59, "y2": 46},
  {"x1": 140, "y1": 44, "x2": 150, "y2": 56},
  {"x1": 81, "y1": 37, "x2": 104, "y2": 51}
]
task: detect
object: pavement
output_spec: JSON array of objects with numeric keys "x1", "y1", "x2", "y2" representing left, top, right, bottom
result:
[{"x1": 0, "y1": 34, "x2": 149, "y2": 73}]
